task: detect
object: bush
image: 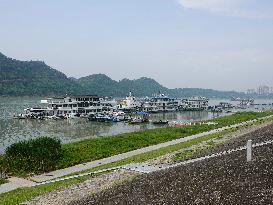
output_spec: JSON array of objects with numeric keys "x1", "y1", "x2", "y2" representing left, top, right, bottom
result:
[
  {"x1": 4, "y1": 137, "x2": 62, "y2": 174},
  {"x1": 0, "y1": 156, "x2": 8, "y2": 179}
]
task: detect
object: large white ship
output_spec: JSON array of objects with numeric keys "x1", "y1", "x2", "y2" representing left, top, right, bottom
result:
[
  {"x1": 178, "y1": 96, "x2": 208, "y2": 111},
  {"x1": 141, "y1": 94, "x2": 179, "y2": 113},
  {"x1": 23, "y1": 95, "x2": 116, "y2": 119}
]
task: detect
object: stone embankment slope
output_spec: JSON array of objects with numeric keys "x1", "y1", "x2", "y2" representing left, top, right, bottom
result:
[{"x1": 71, "y1": 123, "x2": 273, "y2": 205}]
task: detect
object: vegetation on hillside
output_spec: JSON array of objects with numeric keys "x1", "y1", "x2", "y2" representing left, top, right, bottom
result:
[
  {"x1": 0, "y1": 52, "x2": 250, "y2": 98},
  {"x1": 0, "y1": 52, "x2": 83, "y2": 96}
]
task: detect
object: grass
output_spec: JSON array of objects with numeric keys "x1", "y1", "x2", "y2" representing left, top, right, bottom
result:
[
  {"x1": 0, "y1": 174, "x2": 96, "y2": 205},
  {"x1": 57, "y1": 111, "x2": 273, "y2": 169},
  {"x1": 59, "y1": 129, "x2": 243, "y2": 178},
  {"x1": 0, "y1": 178, "x2": 7, "y2": 185}
]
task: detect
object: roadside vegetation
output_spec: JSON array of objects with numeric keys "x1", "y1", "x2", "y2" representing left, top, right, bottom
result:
[
  {"x1": 0, "y1": 178, "x2": 7, "y2": 185},
  {"x1": 4, "y1": 137, "x2": 62, "y2": 176}
]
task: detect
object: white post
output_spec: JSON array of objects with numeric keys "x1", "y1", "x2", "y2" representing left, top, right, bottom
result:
[{"x1": 247, "y1": 140, "x2": 252, "y2": 162}]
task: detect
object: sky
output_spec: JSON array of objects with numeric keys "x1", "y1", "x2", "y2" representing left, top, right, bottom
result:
[{"x1": 1, "y1": 0, "x2": 273, "y2": 91}]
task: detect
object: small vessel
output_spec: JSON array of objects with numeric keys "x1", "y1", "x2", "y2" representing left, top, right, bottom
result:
[
  {"x1": 88, "y1": 113, "x2": 116, "y2": 122},
  {"x1": 14, "y1": 113, "x2": 27, "y2": 119},
  {"x1": 129, "y1": 118, "x2": 144, "y2": 124},
  {"x1": 128, "y1": 111, "x2": 150, "y2": 124},
  {"x1": 169, "y1": 121, "x2": 192, "y2": 127},
  {"x1": 152, "y1": 120, "x2": 169, "y2": 125}
]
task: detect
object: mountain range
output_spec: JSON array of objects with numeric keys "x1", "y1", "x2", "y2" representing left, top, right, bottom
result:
[{"x1": 0, "y1": 52, "x2": 249, "y2": 98}]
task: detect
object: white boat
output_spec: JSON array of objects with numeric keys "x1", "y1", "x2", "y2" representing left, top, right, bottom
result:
[
  {"x1": 19, "y1": 95, "x2": 116, "y2": 120},
  {"x1": 117, "y1": 92, "x2": 141, "y2": 112},
  {"x1": 178, "y1": 96, "x2": 208, "y2": 111},
  {"x1": 141, "y1": 93, "x2": 179, "y2": 113}
]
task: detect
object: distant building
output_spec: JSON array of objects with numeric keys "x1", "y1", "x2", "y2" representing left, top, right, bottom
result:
[
  {"x1": 246, "y1": 89, "x2": 256, "y2": 95},
  {"x1": 257, "y1": 85, "x2": 270, "y2": 95}
]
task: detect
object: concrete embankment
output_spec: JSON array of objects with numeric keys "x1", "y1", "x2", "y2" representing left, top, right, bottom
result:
[{"x1": 70, "y1": 122, "x2": 273, "y2": 205}]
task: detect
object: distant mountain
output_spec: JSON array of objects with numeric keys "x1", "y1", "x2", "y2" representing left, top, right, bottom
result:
[
  {"x1": 0, "y1": 52, "x2": 83, "y2": 96},
  {"x1": 170, "y1": 88, "x2": 247, "y2": 99},
  {"x1": 0, "y1": 52, "x2": 250, "y2": 98},
  {"x1": 77, "y1": 75, "x2": 169, "y2": 97},
  {"x1": 77, "y1": 74, "x2": 119, "y2": 96}
]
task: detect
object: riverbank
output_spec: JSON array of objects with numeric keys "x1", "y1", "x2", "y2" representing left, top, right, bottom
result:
[
  {"x1": 70, "y1": 119, "x2": 273, "y2": 204},
  {"x1": 2, "y1": 111, "x2": 273, "y2": 177},
  {"x1": 1, "y1": 111, "x2": 273, "y2": 204},
  {"x1": 56, "y1": 111, "x2": 273, "y2": 169},
  {"x1": 12, "y1": 112, "x2": 273, "y2": 205},
  {"x1": 51, "y1": 111, "x2": 273, "y2": 170}
]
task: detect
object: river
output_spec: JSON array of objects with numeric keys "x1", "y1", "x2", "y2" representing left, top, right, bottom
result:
[{"x1": 0, "y1": 97, "x2": 272, "y2": 153}]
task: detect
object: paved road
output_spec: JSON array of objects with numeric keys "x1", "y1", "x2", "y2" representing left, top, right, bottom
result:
[{"x1": 0, "y1": 177, "x2": 36, "y2": 194}]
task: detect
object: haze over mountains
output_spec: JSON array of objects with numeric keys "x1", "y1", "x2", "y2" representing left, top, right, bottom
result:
[{"x1": 0, "y1": 52, "x2": 250, "y2": 98}]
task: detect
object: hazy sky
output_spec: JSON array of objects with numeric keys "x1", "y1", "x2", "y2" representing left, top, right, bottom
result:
[{"x1": 1, "y1": 0, "x2": 273, "y2": 91}]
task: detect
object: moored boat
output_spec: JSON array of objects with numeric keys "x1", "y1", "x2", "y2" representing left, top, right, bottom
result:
[{"x1": 152, "y1": 120, "x2": 169, "y2": 125}]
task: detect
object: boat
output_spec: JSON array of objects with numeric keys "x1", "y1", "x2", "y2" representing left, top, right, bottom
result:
[
  {"x1": 14, "y1": 113, "x2": 27, "y2": 119},
  {"x1": 152, "y1": 120, "x2": 169, "y2": 125},
  {"x1": 169, "y1": 121, "x2": 192, "y2": 127},
  {"x1": 88, "y1": 113, "x2": 117, "y2": 122},
  {"x1": 19, "y1": 95, "x2": 116, "y2": 120},
  {"x1": 141, "y1": 93, "x2": 179, "y2": 113},
  {"x1": 129, "y1": 118, "x2": 144, "y2": 124},
  {"x1": 178, "y1": 96, "x2": 208, "y2": 111},
  {"x1": 117, "y1": 92, "x2": 141, "y2": 112},
  {"x1": 128, "y1": 111, "x2": 149, "y2": 124}
]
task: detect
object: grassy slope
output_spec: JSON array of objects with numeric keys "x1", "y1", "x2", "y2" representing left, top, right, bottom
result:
[{"x1": 57, "y1": 111, "x2": 273, "y2": 169}]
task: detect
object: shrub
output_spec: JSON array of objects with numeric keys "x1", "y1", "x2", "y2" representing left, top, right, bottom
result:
[
  {"x1": 4, "y1": 137, "x2": 62, "y2": 174},
  {"x1": 0, "y1": 156, "x2": 8, "y2": 179}
]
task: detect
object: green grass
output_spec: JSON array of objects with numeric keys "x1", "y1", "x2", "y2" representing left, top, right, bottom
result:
[
  {"x1": 0, "y1": 174, "x2": 95, "y2": 205},
  {"x1": 60, "y1": 130, "x2": 237, "y2": 178},
  {"x1": 57, "y1": 111, "x2": 273, "y2": 169},
  {"x1": 0, "y1": 178, "x2": 7, "y2": 185}
]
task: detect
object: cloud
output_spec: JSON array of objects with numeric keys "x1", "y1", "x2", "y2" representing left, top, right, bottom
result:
[{"x1": 177, "y1": 0, "x2": 272, "y2": 20}]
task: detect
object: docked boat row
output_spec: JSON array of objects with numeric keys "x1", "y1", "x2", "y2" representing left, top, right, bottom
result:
[
  {"x1": 14, "y1": 92, "x2": 258, "y2": 121},
  {"x1": 15, "y1": 93, "x2": 209, "y2": 119}
]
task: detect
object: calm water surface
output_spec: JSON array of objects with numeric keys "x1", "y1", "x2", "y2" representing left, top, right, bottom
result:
[{"x1": 0, "y1": 97, "x2": 272, "y2": 153}]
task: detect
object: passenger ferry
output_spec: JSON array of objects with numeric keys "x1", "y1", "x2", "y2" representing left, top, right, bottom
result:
[
  {"x1": 21, "y1": 95, "x2": 115, "y2": 119},
  {"x1": 117, "y1": 92, "x2": 141, "y2": 112},
  {"x1": 178, "y1": 96, "x2": 208, "y2": 111},
  {"x1": 141, "y1": 93, "x2": 179, "y2": 112}
]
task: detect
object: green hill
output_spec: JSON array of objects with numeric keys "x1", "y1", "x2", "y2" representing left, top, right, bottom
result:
[
  {"x1": 0, "y1": 52, "x2": 83, "y2": 96},
  {"x1": 77, "y1": 75, "x2": 169, "y2": 97},
  {"x1": 0, "y1": 52, "x2": 249, "y2": 98}
]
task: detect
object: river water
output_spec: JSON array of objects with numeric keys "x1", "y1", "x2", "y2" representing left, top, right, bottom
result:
[{"x1": 0, "y1": 97, "x2": 272, "y2": 153}]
